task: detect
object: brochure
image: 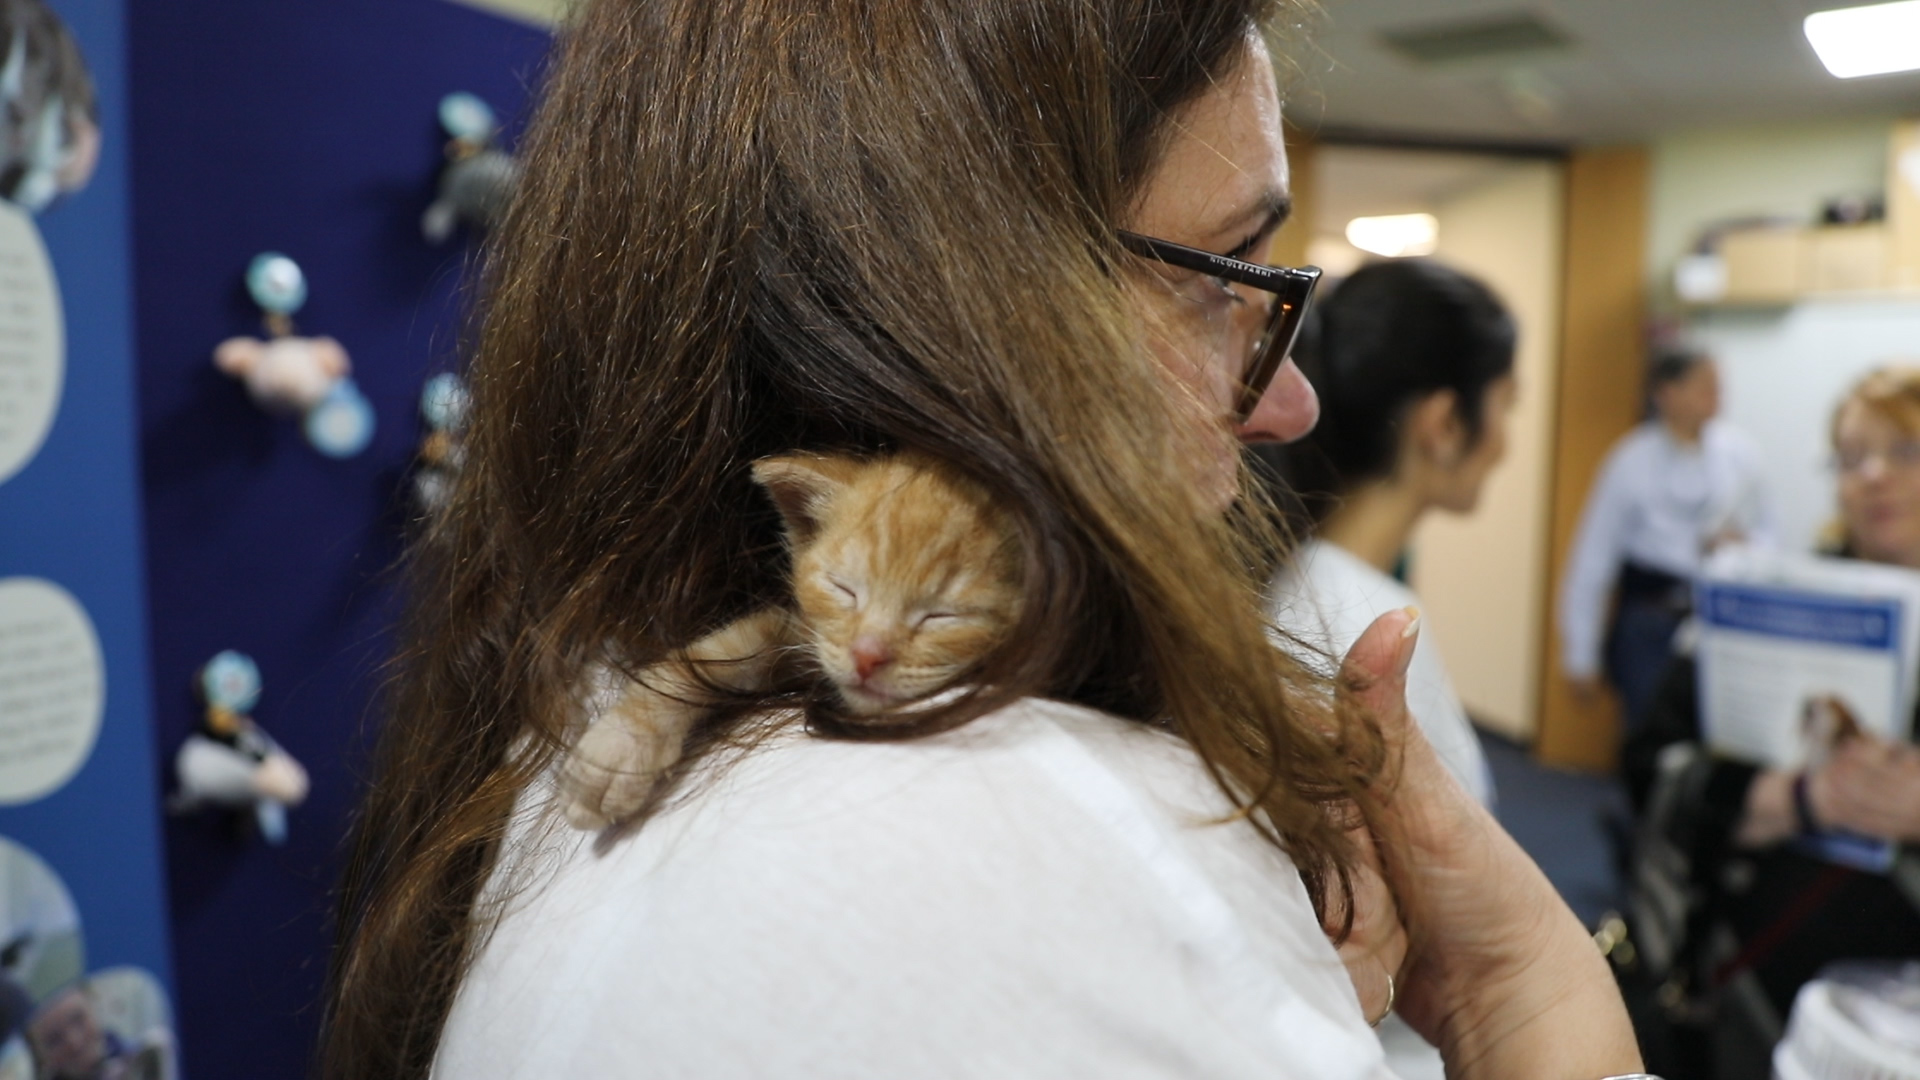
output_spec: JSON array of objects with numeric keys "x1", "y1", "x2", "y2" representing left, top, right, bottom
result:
[{"x1": 1695, "y1": 548, "x2": 1920, "y2": 872}]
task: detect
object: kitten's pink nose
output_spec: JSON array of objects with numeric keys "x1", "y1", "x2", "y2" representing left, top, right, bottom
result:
[{"x1": 851, "y1": 636, "x2": 893, "y2": 681}]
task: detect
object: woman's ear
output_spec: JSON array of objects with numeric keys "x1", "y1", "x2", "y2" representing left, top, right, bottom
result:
[
  {"x1": 1405, "y1": 389, "x2": 1465, "y2": 466},
  {"x1": 751, "y1": 453, "x2": 860, "y2": 545}
]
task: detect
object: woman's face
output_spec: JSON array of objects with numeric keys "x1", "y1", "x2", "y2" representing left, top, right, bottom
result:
[
  {"x1": 1834, "y1": 400, "x2": 1920, "y2": 567},
  {"x1": 1123, "y1": 31, "x2": 1315, "y2": 502}
]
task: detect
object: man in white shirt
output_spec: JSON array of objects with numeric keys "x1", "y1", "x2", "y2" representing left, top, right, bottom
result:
[{"x1": 1559, "y1": 350, "x2": 1773, "y2": 734}]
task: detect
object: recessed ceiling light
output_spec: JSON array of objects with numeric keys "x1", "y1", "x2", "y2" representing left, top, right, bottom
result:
[
  {"x1": 1805, "y1": 1, "x2": 1920, "y2": 79},
  {"x1": 1378, "y1": 12, "x2": 1574, "y2": 67},
  {"x1": 1345, "y1": 214, "x2": 1439, "y2": 259}
]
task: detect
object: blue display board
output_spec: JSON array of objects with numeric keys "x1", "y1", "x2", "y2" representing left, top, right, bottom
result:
[
  {"x1": 126, "y1": 1, "x2": 551, "y2": 1075},
  {"x1": 0, "y1": 0, "x2": 179, "y2": 1075}
]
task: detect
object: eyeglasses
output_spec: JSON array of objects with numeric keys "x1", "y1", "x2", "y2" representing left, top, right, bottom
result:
[
  {"x1": 1118, "y1": 230, "x2": 1322, "y2": 424},
  {"x1": 1832, "y1": 440, "x2": 1920, "y2": 476}
]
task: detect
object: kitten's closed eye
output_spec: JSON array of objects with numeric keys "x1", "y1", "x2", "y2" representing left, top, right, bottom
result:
[
  {"x1": 828, "y1": 579, "x2": 860, "y2": 607},
  {"x1": 917, "y1": 607, "x2": 983, "y2": 630}
]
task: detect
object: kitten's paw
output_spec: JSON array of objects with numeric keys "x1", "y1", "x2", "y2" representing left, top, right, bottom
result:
[{"x1": 560, "y1": 714, "x2": 686, "y2": 831}]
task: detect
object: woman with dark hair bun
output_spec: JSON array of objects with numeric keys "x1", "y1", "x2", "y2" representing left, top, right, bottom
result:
[
  {"x1": 1263, "y1": 257, "x2": 1518, "y2": 1080},
  {"x1": 1267, "y1": 256, "x2": 1516, "y2": 797},
  {"x1": 1280, "y1": 259, "x2": 1518, "y2": 530}
]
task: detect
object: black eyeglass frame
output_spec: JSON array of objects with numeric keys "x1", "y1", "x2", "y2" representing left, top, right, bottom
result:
[{"x1": 1118, "y1": 230, "x2": 1323, "y2": 423}]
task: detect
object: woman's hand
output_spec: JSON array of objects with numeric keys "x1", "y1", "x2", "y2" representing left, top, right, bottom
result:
[
  {"x1": 1735, "y1": 767, "x2": 1800, "y2": 849},
  {"x1": 1809, "y1": 736, "x2": 1920, "y2": 842},
  {"x1": 1338, "y1": 609, "x2": 1642, "y2": 1080},
  {"x1": 1332, "y1": 823, "x2": 1408, "y2": 1028}
]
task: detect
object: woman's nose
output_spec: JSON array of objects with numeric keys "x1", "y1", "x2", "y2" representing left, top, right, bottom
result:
[{"x1": 1235, "y1": 357, "x2": 1319, "y2": 444}]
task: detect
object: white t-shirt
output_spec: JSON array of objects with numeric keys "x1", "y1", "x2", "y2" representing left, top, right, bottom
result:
[
  {"x1": 1270, "y1": 540, "x2": 1494, "y2": 807},
  {"x1": 1268, "y1": 539, "x2": 1490, "y2": 1080},
  {"x1": 433, "y1": 697, "x2": 1396, "y2": 1079}
]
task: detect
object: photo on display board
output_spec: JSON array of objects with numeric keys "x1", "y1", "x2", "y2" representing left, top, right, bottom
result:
[
  {"x1": 0, "y1": 835, "x2": 81, "y2": 1076},
  {"x1": 0, "y1": 0, "x2": 98, "y2": 213},
  {"x1": 0, "y1": 839, "x2": 174, "y2": 1080},
  {"x1": 0, "y1": 0, "x2": 95, "y2": 487},
  {"x1": 16, "y1": 968, "x2": 173, "y2": 1080}
]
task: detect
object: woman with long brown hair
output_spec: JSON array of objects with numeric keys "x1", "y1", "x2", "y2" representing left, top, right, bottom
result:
[{"x1": 321, "y1": 0, "x2": 1641, "y2": 1076}]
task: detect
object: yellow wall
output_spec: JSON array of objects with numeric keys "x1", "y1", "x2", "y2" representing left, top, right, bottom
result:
[
  {"x1": 1409, "y1": 162, "x2": 1565, "y2": 740},
  {"x1": 1537, "y1": 148, "x2": 1651, "y2": 771}
]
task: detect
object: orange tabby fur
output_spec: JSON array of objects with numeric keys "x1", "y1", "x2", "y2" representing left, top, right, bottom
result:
[{"x1": 561, "y1": 450, "x2": 1022, "y2": 830}]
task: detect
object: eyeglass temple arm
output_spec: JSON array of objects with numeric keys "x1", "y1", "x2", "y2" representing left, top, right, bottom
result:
[{"x1": 1116, "y1": 230, "x2": 1321, "y2": 290}]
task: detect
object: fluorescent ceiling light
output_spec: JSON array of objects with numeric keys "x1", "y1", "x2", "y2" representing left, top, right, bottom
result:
[
  {"x1": 1805, "y1": 1, "x2": 1920, "y2": 79},
  {"x1": 1345, "y1": 214, "x2": 1439, "y2": 259}
]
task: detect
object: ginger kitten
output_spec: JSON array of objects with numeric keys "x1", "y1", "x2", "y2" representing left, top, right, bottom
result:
[{"x1": 561, "y1": 450, "x2": 1022, "y2": 830}]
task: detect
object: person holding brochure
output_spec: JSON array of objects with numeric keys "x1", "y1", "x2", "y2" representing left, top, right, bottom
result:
[
  {"x1": 1560, "y1": 350, "x2": 1774, "y2": 734},
  {"x1": 1627, "y1": 365, "x2": 1920, "y2": 1020}
]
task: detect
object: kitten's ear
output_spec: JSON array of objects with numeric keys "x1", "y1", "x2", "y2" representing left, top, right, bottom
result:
[{"x1": 752, "y1": 453, "x2": 859, "y2": 545}]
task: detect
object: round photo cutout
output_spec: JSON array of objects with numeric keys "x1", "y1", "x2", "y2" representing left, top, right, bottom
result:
[
  {"x1": 0, "y1": 0, "x2": 101, "y2": 214},
  {"x1": 0, "y1": 579, "x2": 103, "y2": 804},
  {"x1": 18, "y1": 967, "x2": 175, "y2": 1080},
  {"x1": 0, "y1": 835, "x2": 84, "y2": 1024},
  {"x1": 0, "y1": 204, "x2": 63, "y2": 486}
]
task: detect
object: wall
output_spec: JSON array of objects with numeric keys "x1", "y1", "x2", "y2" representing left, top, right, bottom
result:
[
  {"x1": 1409, "y1": 162, "x2": 1565, "y2": 740},
  {"x1": 1695, "y1": 301, "x2": 1920, "y2": 551},
  {"x1": 1646, "y1": 117, "x2": 1896, "y2": 299},
  {"x1": 1649, "y1": 117, "x2": 1920, "y2": 555},
  {"x1": 1536, "y1": 148, "x2": 1652, "y2": 771},
  {"x1": 128, "y1": 3, "x2": 550, "y2": 1076}
]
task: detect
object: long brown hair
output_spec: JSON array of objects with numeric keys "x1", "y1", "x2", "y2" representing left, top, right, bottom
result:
[
  {"x1": 321, "y1": 1, "x2": 1373, "y2": 1076},
  {"x1": 1835, "y1": 365, "x2": 1920, "y2": 442}
]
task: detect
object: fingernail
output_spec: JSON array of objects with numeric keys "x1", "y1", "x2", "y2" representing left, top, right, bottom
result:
[{"x1": 1397, "y1": 607, "x2": 1420, "y2": 677}]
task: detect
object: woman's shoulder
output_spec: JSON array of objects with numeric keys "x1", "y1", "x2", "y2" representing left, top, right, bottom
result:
[
  {"x1": 437, "y1": 697, "x2": 1387, "y2": 1079},
  {"x1": 502, "y1": 697, "x2": 1285, "y2": 913}
]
